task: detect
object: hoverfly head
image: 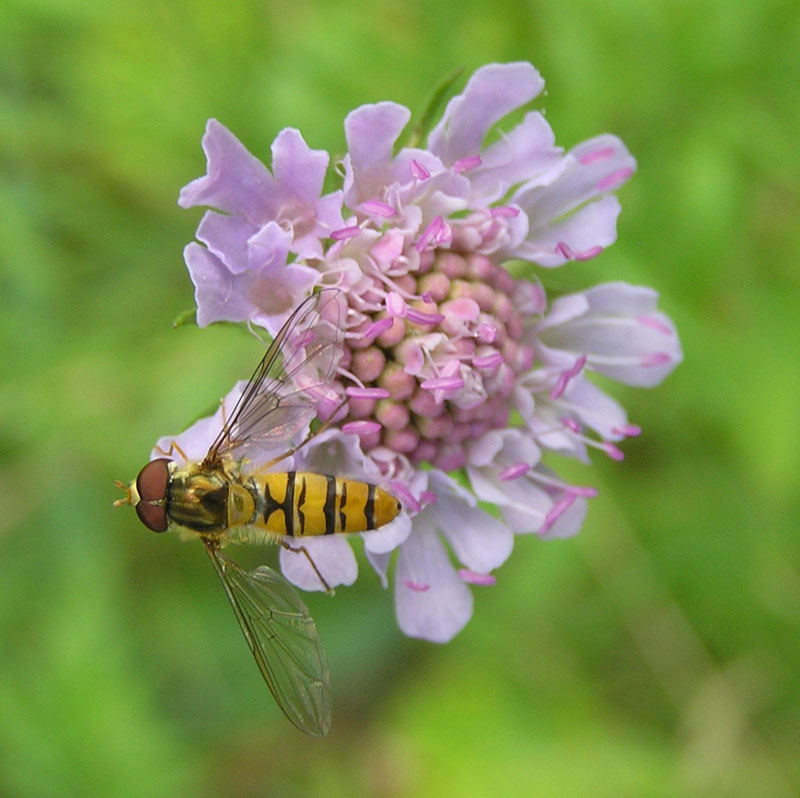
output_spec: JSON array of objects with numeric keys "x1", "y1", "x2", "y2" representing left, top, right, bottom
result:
[{"x1": 126, "y1": 458, "x2": 171, "y2": 533}]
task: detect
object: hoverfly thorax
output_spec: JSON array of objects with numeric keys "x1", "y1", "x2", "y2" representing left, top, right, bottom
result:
[{"x1": 167, "y1": 466, "x2": 247, "y2": 535}]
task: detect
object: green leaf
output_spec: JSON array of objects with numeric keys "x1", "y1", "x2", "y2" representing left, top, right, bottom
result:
[
  {"x1": 405, "y1": 67, "x2": 465, "y2": 149},
  {"x1": 171, "y1": 307, "x2": 197, "y2": 328}
]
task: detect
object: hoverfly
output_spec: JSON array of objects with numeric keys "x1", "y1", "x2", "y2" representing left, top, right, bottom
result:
[{"x1": 115, "y1": 289, "x2": 401, "y2": 737}]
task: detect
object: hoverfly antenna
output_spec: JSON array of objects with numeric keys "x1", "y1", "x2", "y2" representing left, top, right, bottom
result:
[{"x1": 113, "y1": 480, "x2": 134, "y2": 507}]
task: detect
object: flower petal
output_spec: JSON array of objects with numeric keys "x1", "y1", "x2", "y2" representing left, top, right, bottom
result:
[
  {"x1": 178, "y1": 119, "x2": 277, "y2": 223},
  {"x1": 537, "y1": 282, "x2": 684, "y2": 386},
  {"x1": 363, "y1": 513, "x2": 412, "y2": 554},
  {"x1": 196, "y1": 211, "x2": 257, "y2": 275},
  {"x1": 468, "y1": 111, "x2": 562, "y2": 205},
  {"x1": 280, "y1": 535, "x2": 357, "y2": 591},
  {"x1": 345, "y1": 101, "x2": 411, "y2": 173},
  {"x1": 183, "y1": 243, "x2": 252, "y2": 327},
  {"x1": 271, "y1": 127, "x2": 329, "y2": 205},
  {"x1": 428, "y1": 62, "x2": 545, "y2": 167},
  {"x1": 394, "y1": 523, "x2": 473, "y2": 643}
]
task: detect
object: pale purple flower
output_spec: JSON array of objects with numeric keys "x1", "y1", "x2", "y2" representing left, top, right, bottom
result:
[{"x1": 176, "y1": 62, "x2": 682, "y2": 642}]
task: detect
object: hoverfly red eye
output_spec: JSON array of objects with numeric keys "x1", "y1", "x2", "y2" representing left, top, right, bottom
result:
[
  {"x1": 136, "y1": 500, "x2": 168, "y2": 533},
  {"x1": 135, "y1": 458, "x2": 171, "y2": 533},
  {"x1": 137, "y1": 458, "x2": 170, "y2": 501}
]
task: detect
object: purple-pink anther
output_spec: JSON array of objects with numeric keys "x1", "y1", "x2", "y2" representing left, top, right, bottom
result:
[
  {"x1": 410, "y1": 159, "x2": 431, "y2": 180},
  {"x1": 405, "y1": 581, "x2": 430, "y2": 592},
  {"x1": 345, "y1": 386, "x2": 390, "y2": 400},
  {"x1": 574, "y1": 246, "x2": 603, "y2": 261},
  {"x1": 490, "y1": 205, "x2": 520, "y2": 218},
  {"x1": 540, "y1": 493, "x2": 577, "y2": 535},
  {"x1": 636, "y1": 315, "x2": 674, "y2": 336},
  {"x1": 602, "y1": 441, "x2": 625, "y2": 461},
  {"x1": 364, "y1": 317, "x2": 394, "y2": 340},
  {"x1": 569, "y1": 485, "x2": 599, "y2": 498},
  {"x1": 597, "y1": 167, "x2": 635, "y2": 192},
  {"x1": 550, "y1": 355, "x2": 587, "y2": 400},
  {"x1": 641, "y1": 352, "x2": 672, "y2": 367},
  {"x1": 458, "y1": 569, "x2": 496, "y2": 586},
  {"x1": 472, "y1": 352, "x2": 504, "y2": 370},
  {"x1": 499, "y1": 462, "x2": 530, "y2": 481},
  {"x1": 420, "y1": 376, "x2": 464, "y2": 393},
  {"x1": 361, "y1": 200, "x2": 395, "y2": 218},
  {"x1": 578, "y1": 147, "x2": 615, "y2": 165},
  {"x1": 405, "y1": 307, "x2": 445, "y2": 326},
  {"x1": 330, "y1": 225, "x2": 360, "y2": 241},
  {"x1": 391, "y1": 480, "x2": 421, "y2": 513},
  {"x1": 612, "y1": 424, "x2": 641, "y2": 437},
  {"x1": 453, "y1": 154, "x2": 482, "y2": 172},
  {"x1": 416, "y1": 216, "x2": 444, "y2": 252},
  {"x1": 341, "y1": 420, "x2": 382, "y2": 435},
  {"x1": 419, "y1": 490, "x2": 438, "y2": 505}
]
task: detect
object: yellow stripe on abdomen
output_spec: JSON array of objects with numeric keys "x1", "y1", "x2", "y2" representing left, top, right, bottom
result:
[{"x1": 252, "y1": 472, "x2": 401, "y2": 537}]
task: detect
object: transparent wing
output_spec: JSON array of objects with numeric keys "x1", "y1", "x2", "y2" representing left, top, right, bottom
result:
[
  {"x1": 204, "y1": 289, "x2": 345, "y2": 466},
  {"x1": 205, "y1": 543, "x2": 331, "y2": 737}
]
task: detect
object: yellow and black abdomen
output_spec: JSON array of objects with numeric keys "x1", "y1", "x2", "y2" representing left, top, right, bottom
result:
[{"x1": 254, "y1": 472, "x2": 401, "y2": 537}]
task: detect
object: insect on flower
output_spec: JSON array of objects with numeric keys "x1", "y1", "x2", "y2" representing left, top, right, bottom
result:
[{"x1": 115, "y1": 289, "x2": 402, "y2": 736}]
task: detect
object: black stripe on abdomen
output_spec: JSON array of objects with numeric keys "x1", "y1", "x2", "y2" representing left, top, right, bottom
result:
[
  {"x1": 365, "y1": 484, "x2": 376, "y2": 530},
  {"x1": 323, "y1": 475, "x2": 336, "y2": 536}
]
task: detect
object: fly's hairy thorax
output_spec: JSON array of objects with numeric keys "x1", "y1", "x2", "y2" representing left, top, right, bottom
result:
[{"x1": 165, "y1": 465, "x2": 401, "y2": 540}]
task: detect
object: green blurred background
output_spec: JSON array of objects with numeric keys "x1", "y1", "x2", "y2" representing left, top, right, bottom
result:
[{"x1": 1, "y1": 0, "x2": 798, "y2": 795}]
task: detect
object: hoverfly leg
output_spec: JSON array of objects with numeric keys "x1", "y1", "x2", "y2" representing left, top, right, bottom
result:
[
  {"x1": 280, "y1": 539, "x2": 334, "y2": 595},
  {"x1": 261, "y1": 398, "x2": 349, "y2": 471},
  {"x1": 246, "y1": 319, "x2": 270, "y2": 347},
  {"x1": 153, "y1": 440, "x2": 189, "y2": 462}
]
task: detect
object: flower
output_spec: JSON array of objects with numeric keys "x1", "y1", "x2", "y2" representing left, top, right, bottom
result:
[{"x1": 174, "y1": 62, "x2": 682, "y2": 642}]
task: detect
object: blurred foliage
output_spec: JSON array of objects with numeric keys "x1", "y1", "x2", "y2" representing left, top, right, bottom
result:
[{"x1": 1, "y1": 0, "x2": 799, "y2": 795}]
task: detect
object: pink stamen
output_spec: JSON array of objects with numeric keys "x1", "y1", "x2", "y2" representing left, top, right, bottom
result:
[
  {"x1": 421, "y1": 291, "x2": 434, "y2": 304},
  {"x1": 602, "y1": 442, "x2": 625, "y2": 461},
  {"x1": 416, "y1": 216, "x2": 444, "y2": 252},
  {"x1": 420, "y1": 376, "x2": 464, "y2": 393},
  {"x1": 636, "y1": 315, "x2": 674, "y2": 336},
  {"x1": 386, "y1": 291, "x2": 407, "y2": 317},
  {"x1": 549, "y1": 355, "x2": 587, "y2": 400},
  {"x1": 556, "y1": 242, "x2": 573, "y2": 259},
  {"x1": 364, "y1": 317, "x2": 394, "y2": 340},
  {"x1": 420, "y1": 490, "x2": 438, "y2": 505},
  {"x1": 578, "y1": 147, "x2": 615, "y2": 165},
  {"x1": 597, "y1": 167, "x2": 634, "y2": 192},
  {"x1": 640, "y1": 352, "x2": 672, "y2": 367},
  {"x1": 499, "y1": 463, "x2": 531, "y2": 481},
  {"x1": 458, "y1": 569, "x2": 496, "y2": 587},
  {"x1": 406, "y1": 308, "x2": 445, "y2": 326},
  {"x1": 540, "y1": 494, "x2": 577, "y2": 535},
  {"x1": 611, "y1": 424, "x2": 641, "y2": 437},
  {"x1": 391, "y1": 480, "x2": 421, "y2": 513},
  {"x1": 490, "y1": 205, "x2": 520, "y2": 218},
  {"x1": 345, "y1": 386, "x2": 390, "y2": 400},
  {"x1": 472, "y1": 352, "x2": 504, "y2": 370},
  {"x1": 405, "y1": 581, "x2": 430, "y2": 592},
  {"x1": 411, "y1": 159, "x2": 431, "y2": 180},
  {"x1": 574, "y1": 246, "x2": 603, "y2": 261},
  {"x1": 569, "y1": 485, "x2": 599, "y2": 498},
  {"x1": 453, "y1": 154, "x2": 482, "y2": 172},
  {"x1": 361, "y1": 199, "x2": 395, "y2": 218},
  {"x1": 330, "y1": 225, "x2": 360, "y2": 241},
  {"x1": 562, "y1": 417, "x2": 581, "y2": 433},
  {"x1": 342, "y1": 420, "x2": 382, "y2": 435}
]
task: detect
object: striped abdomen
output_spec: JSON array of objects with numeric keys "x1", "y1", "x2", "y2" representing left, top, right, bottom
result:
[{"x1": 253, "y1": 472, "x2": 401, "y2": 537}]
